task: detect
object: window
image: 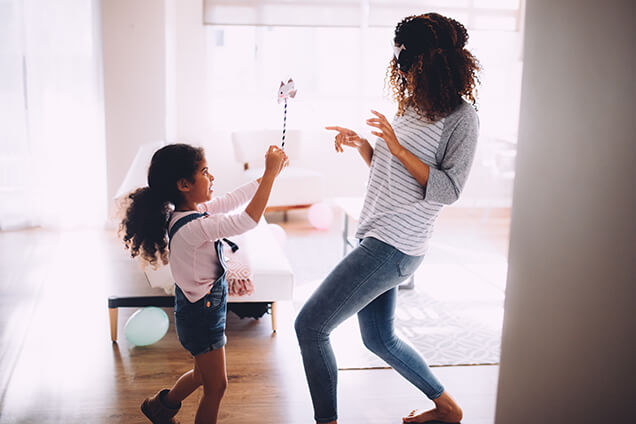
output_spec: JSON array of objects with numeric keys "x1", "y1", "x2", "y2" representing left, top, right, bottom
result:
[
  {"x1": 0, "y1": 0, "x2": 106, "y2": 229},
  {"x1": 204, "y1": 0, "x2": 525, "y2": 206}
]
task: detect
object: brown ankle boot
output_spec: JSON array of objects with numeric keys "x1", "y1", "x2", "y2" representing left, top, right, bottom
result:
[{"x1": 141, "y1": 389, "x2": 181, "y2": 424}]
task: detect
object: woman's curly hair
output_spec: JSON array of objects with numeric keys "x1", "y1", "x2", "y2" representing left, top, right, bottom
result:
[
  {"x1": 387, "y1": 13, "x2": 481, "y2": 122},
  {"x1": 119, "y1": 143, "x2": 204, "y2": 268}
]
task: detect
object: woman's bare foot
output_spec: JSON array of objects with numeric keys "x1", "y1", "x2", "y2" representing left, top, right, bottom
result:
[{"x1": 402, "y1": 391, "x2": 463, "y2": 423}]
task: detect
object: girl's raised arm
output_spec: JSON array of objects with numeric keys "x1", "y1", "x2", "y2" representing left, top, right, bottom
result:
[
  {"x1": 245, "y1": 145, "x2": 288, "y2": 222},
  {"x1": 201, "y1": 181, "x2": 259, "y2": 215}
]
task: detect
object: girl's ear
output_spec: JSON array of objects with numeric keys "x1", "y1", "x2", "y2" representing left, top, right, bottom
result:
[{"x1": 176, "y1": 178, "x2": 190, "y2": 192}]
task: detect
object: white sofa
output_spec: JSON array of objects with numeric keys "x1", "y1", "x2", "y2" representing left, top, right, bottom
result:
[{"x1": 108, "y1": 220, "x2": 294, "y2": 340}]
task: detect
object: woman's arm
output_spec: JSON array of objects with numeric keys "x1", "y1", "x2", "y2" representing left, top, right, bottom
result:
[
  {"x1": 424, "y1": 112, "x2": 479, "y2": 204},
  {"x1": 356, "y1": 138, "x2": 374, "y2": 167},
  {"x1": 393, "y1": 148, "x2": 430, "y2": 187},
  {"x1": 366, "y1": 110, "x2": 430, "y2": 186},
  {"x1": 367, "y1": 109, "x2": 478, "y2": 204}
]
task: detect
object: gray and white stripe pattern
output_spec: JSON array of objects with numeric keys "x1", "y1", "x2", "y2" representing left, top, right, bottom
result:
[{"x1": 356, "y1": 107, "x2": 444, "y2": 256}]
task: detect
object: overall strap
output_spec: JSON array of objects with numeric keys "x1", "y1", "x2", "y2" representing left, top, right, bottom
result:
[
  {"x1": 168, "y1": 212, "x2": 208, "y2": 249},
  {"x1": 215, "y1": 237, "x2": 226, "y2": 271},
  {"x1": 168, "y1": 211, "x2": 236, "y2": 273},
  {"x1": 222, "y1": 238, "x2": 239, "y2": 252}
]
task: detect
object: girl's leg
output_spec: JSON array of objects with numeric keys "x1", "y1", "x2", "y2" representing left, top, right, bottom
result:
[
  {"x1": 193, "y1": 346, "x2": 228, "y2": 424},
  {"x1": 294, "y1": 238, "x2": 407, "y2": 423},
  {"x1": 357, "y1": 284, "x2": 462, "y2": 423},
  {"x1": 162, "y1": 366, "x2": 203, "y2": 407}
]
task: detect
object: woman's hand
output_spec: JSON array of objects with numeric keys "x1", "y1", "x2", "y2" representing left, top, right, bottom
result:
[
  {"x1": 325, "y1": 126, "x2": 366, "y2": 153},
  {"x1": 264, "y1": 145, "x2": 289, "y2": 177},
  {"x1": 366, "y1": 110, "x2": 404, "y2": 157}
]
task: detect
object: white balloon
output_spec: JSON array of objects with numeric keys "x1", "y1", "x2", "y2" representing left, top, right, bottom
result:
[{"x1": 124, "y1": 307, "x2": 169, "y2": 346}]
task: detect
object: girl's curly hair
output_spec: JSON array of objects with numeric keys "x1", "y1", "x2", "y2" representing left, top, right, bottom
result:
[
  {"x1": 387, "y1": 13, "x2": 481, "y2": 122},
  {"x1": 119, "y1": 143, "x2": 204, "y2": 268}
]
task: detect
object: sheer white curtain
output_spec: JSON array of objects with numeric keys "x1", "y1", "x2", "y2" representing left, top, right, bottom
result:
[{"x1": 0, "y1": 0, "x2": 106, "y2": 229}]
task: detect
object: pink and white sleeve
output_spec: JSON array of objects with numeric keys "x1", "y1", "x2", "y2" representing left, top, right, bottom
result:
[
  {"x1": 201, "y1": 180, "x2": 259, "y2": 215},
  {"x1": 194, "y1": 210, "x2": 259, "y2": 241}
]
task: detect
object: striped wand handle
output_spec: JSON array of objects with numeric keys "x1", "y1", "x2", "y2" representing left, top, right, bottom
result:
[{"x1": 281, "y1": 99, "x2": 287, "y2": 150}]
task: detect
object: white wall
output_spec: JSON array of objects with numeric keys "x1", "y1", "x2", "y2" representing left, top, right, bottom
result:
[
  {"x1": 173, "y1": 0, "x2": 246, "y2": 197},
  {"x1": 496, "y1": 1, "x2": 636, "y2": 422},
  {"x1": 101, "y1": 0, "x2": 168, "y2": 201}
]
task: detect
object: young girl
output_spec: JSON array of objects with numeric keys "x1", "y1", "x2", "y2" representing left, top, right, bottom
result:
[
  {"x1": 296, "y1": 13, "x2": 480, "y2": 424},
  {"x1": 120, "y1": 143, "x2": 287, "y2": 424}
]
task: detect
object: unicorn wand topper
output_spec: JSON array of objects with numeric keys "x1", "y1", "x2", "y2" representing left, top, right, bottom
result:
[{"x1": 277, "y1": 78, "x2": 297, "y2": 150}]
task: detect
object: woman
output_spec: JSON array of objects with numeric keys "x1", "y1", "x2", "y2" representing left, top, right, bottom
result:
[{"x1": 295, "y1": 13, "x2": 480, "y2": 424}]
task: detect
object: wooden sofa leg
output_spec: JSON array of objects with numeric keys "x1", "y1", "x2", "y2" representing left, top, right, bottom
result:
[
  {"x1": 271, "y1": 301, "x2": 277, "y2": 333},
  {"x1": 109, "y1": 307, "x2": 118, "y2": 342}
]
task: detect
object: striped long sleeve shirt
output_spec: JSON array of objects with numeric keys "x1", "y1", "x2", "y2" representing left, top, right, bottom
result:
[{"x1": 355, "y1": 101, "x2": 479, "y2": 256}]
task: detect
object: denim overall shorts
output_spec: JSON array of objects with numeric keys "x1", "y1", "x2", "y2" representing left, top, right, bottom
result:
[{"x1": 169, "y1": 212, "x2": 228, "y2": 356}]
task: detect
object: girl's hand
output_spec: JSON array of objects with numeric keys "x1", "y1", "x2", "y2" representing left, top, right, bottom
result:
[
  {"x1": 325, "y1": 126, "x2": 366, "y2": 152},
  {"x1": 228, "y1": 278, "x2": 254, "y2": 296},
  {"x1": 264, "y1": 145, "x2": 289, "y2": 177},
  {"x1": 366, "y1": 110, "x2": 404, "y2": 157}
]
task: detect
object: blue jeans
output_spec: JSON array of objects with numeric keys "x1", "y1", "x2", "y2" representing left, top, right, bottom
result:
[{"x1": 294, "y1": 237, "x2": 444, "y2": 423}]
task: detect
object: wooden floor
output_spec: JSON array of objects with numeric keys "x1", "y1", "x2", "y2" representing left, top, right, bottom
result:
[{"x1": 0, "y1": 209, "x2": 506, "y2": 424}]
